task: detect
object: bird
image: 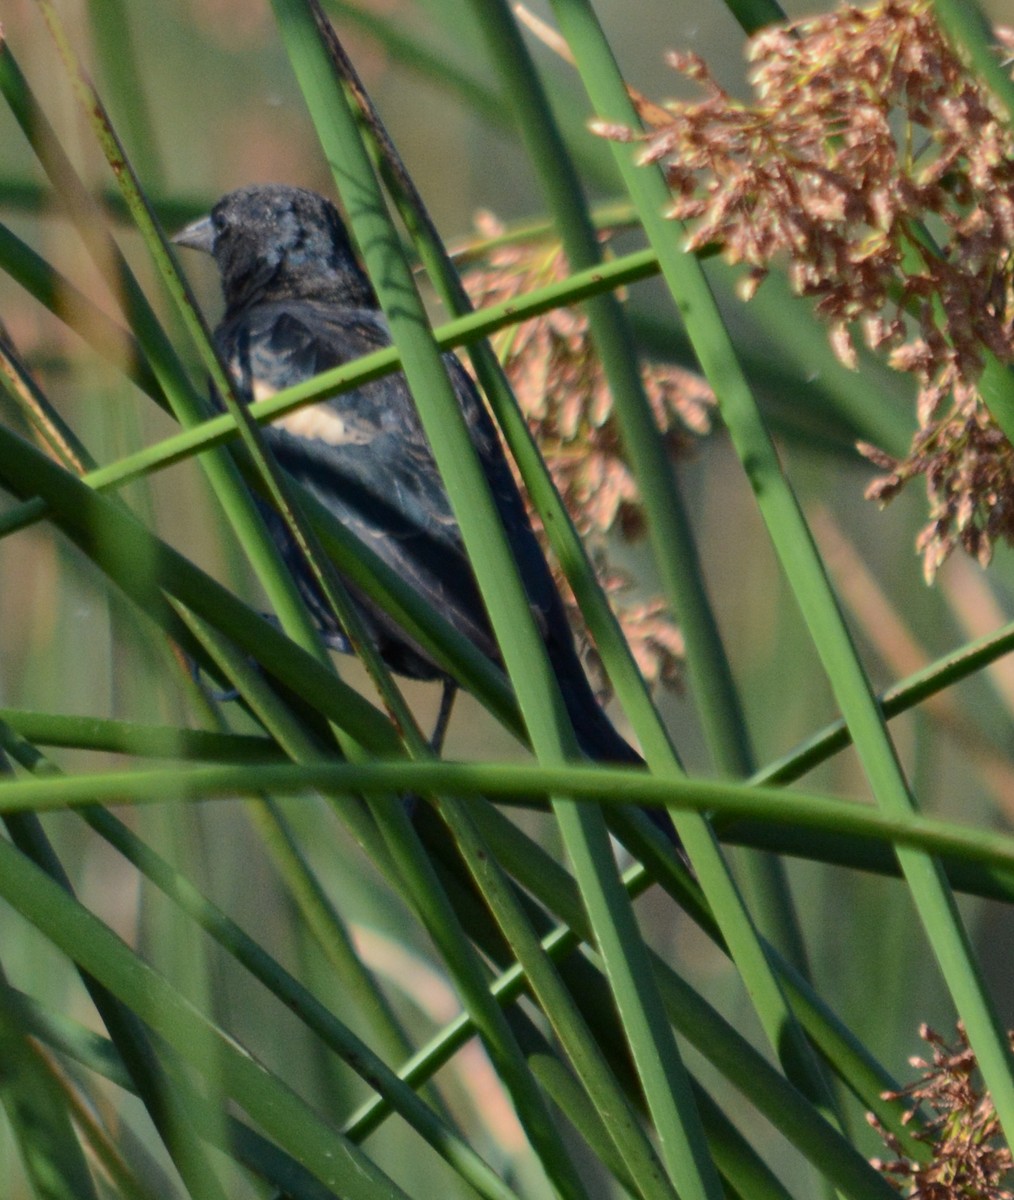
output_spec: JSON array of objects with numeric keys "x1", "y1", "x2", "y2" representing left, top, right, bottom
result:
[{"x1": 173, "y1": 183, "x2": 646, "y2": 770}]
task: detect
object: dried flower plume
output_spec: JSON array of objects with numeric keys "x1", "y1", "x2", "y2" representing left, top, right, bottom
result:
[
  {"x1": 462, "y1": 214, "x2": 712, "y2": 689},
  {"x1": 869, "y1": 1023, "x2": 1013, "y2": 1198},
  {"x1": 595, "y1": 0, "x2": 1014, "y2": 580}
]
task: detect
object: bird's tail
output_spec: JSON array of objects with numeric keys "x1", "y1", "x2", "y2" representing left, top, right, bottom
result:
[
  {"x1": 554, "y1": 657, "x2": 686, "y2": 854},
  {"x1": 562, "y1": 678, "x2": 644, "y2": 767}
]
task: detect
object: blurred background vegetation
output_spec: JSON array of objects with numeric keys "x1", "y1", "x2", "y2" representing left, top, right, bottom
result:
[{"x1": 1, "y1": 1, "x2": 1014, "y2": 1198}]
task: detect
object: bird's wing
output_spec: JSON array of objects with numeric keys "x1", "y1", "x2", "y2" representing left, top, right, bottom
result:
[
  {"x1": 215, "y1": 300, "x2": 562, "y2": 665},
  {"x1": 217, "y1": 298, "x2": 643, "y2": 765}
]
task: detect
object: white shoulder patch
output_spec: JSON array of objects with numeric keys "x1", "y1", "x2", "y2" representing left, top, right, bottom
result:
[{"x1": 274, "y1": 404, "x2": 373, "y2": 446}]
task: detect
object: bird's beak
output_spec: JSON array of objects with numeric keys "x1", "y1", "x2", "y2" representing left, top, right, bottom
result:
[{"x1": 172, "y1": 214, "x2": 215, "y2": 254}]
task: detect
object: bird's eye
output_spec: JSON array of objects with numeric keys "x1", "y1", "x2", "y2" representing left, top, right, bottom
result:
[{"x1": 211, "y1": 210, "x2": 228, "y2": 232}]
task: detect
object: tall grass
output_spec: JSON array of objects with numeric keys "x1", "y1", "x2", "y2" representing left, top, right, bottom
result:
[{"x1": 0, "y1": 1, "x2": 1012, "y2": 1198}]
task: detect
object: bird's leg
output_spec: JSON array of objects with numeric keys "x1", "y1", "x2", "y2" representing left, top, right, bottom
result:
[
  {"x1": 430, "y1": 680, "x2": 457, "y2": 754},
  {"x1": 400, "y1": 681, "x2": 457, "y2": 825}
]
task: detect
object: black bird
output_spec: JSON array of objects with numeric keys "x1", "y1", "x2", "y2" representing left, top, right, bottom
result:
[{"x1": 174, "y1": 183, "x2": 643, "y2": 767}]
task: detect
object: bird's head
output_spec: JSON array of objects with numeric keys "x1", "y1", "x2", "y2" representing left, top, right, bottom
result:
[{"x1": 174, "y1": 184, "x2": 375, "y2": 312}]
